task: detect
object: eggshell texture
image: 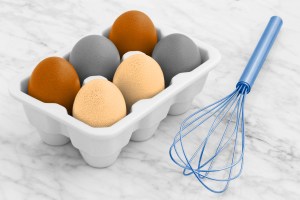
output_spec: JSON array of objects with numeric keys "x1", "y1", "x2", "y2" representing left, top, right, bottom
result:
[
  {"x1": 69, "y1": 35, "x2": 120, "y2": 83},
  {"x1": 73, "y1": 79, "x2": 126, "y2": 127},
  {"x1": 28, "y1": 57, "x2": 80, "y2": 114},
  {"x1": 113, "y1": 54, "x2": 165, "y2": 111},
  {"x1": 109, "y1": 10, "x2": 157, "y2": 56},
  {"x1": 152, "y1": 33, "x2": 202, "y2": 86}
]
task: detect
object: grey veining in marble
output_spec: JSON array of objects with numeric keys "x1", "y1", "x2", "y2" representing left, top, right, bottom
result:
[{"x1": 1, "y1": 0, "x2": 300, "y2": 199}]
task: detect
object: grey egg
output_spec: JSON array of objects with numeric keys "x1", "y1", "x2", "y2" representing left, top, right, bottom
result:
[
  {"x1": 69, "y1": 35, "x2": 120, "y2": 83},
  {"x1": 152, "y1": 33, "x2": 201, "y2": 86}
]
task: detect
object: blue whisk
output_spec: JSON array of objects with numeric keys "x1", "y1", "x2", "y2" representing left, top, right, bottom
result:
[{"x1": 169, "y1": 16, "x2": 282, "y2": 193}]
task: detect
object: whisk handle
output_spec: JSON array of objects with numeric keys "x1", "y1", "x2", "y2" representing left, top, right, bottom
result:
[{"x1": 237, "y1": 16, "x2": 282, "y2": 93}]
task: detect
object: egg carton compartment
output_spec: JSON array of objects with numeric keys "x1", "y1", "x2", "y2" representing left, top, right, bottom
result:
[{"x1": 9, "y1": 29, "x2": 221, "y2": 168}]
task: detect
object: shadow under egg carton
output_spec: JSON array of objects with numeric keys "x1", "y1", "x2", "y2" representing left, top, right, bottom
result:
[{"x1": 9, "y1": 28, "x2": 221, "y2": 168}]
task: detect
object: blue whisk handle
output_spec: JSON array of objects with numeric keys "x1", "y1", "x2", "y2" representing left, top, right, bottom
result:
[{"x1": 237, "y1": 16, "x2": 283, "y2": 93}]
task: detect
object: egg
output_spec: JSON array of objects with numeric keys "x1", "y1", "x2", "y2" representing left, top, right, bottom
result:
[
  {"x1": 69, "y1": 35, "x2": 120, "y2": 83},
  {"x1": 113, "y1": 54, "x2": 165, "y2": 111},
  {"x1": 28, "y1": 57, "x2": 80, "y2": 114},
  {"x1": 152, "y1": 33, "x2": 202, "y2": 86},
  {"x1": 109, "y1": 10, "x2": 157, "y2": 56},
  {"x1": 73, "y1": 79, "x2": 126, "y2": 127}
]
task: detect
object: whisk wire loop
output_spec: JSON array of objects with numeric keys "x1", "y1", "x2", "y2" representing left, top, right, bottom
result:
[{"x1": 169, "y1": 84, "x2": 247, "y2": 193}]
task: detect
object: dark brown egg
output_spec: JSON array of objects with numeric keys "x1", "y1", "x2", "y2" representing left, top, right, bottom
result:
[
  {"x1": 28, "y1": 57, "x2": 80, "y2": 114},
  {"x1": 109, "y1": 10, "x2": 157, "y2": 56}
]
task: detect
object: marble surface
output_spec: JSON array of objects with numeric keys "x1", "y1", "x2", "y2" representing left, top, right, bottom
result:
[{"x1": 1, "y1": 0, "x2": 300, "y2": 199}]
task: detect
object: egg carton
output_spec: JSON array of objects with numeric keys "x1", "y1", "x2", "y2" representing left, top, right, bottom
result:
[{"x1": 9, "y1": 28, "x2": 221, "y2": 168}]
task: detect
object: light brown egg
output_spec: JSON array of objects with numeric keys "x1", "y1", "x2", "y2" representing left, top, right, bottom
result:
[
  {"x1": 28, "y1": 57, "x2": 80, "y2": 114},
  {"x1": 113, "y1": 54, "x2": 165, "y2": 111},
  {"x1": 73, "y1": 79, "x2": 126, "y2": 127},
  {"x1": 109, "y1": 10, "x2": 157, "y2": 56}
]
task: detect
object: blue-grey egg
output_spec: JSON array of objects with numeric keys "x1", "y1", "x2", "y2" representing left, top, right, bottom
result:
[
  {"x1": 152, "y1": 33, "x2": 201, "y2": 86},
  {"x1": 69, "y1": 35, "x2": 120, "y2": 83}
]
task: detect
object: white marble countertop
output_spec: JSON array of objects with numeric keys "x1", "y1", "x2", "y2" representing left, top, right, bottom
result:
[{"x1": 1, "y1": 0, "x2": 300, "y2": 199}]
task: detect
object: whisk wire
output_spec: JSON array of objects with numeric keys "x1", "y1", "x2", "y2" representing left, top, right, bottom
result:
[
  {"x1": 169, "y1": 84, "x2": 247, "y2": 193},
  {"x1": 170, "y1": 88, "x2": 239, "y2": 169},
  {"x1": 170, "y1": 89, "x2": 239, "y2": 164},
  {"x1": 202, "y1": 86, "x2": 247, "y2": 169}
]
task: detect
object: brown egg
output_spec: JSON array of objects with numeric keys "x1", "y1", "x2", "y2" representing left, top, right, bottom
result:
[
  {"x1": 73, "y1": 79, "x2": 126, "y2": 127},
  {"x1": 28, "y1": 57, "x2": 80, "y2": 114},
  {"x1": 109, "y1": 10, "x2": 157, "y2": 56},
  {"x1": 113, "y1": 54, "x2": 165, "y2": 112}
]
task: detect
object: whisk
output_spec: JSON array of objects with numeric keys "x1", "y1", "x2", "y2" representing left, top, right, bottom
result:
[{"x1": 169, "y1": 16, "x2": 282, "y2": 193}]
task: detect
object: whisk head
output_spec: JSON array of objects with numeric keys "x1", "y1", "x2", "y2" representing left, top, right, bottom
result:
[{"x1": 169, "y1": 84, "x2": 248, "y2": 193}]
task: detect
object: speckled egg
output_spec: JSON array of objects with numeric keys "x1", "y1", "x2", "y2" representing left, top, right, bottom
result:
[
  {"x1": 73, "y1": 79, "x2": 126, "y2": 127},
  {"x1": 113, "y1": 54, "x2": 165, "y2": 112}
]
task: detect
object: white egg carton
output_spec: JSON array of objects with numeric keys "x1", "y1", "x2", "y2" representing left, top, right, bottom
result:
[{"x1": 9, "y1": 28, "x2": 221, "y2": 168}]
